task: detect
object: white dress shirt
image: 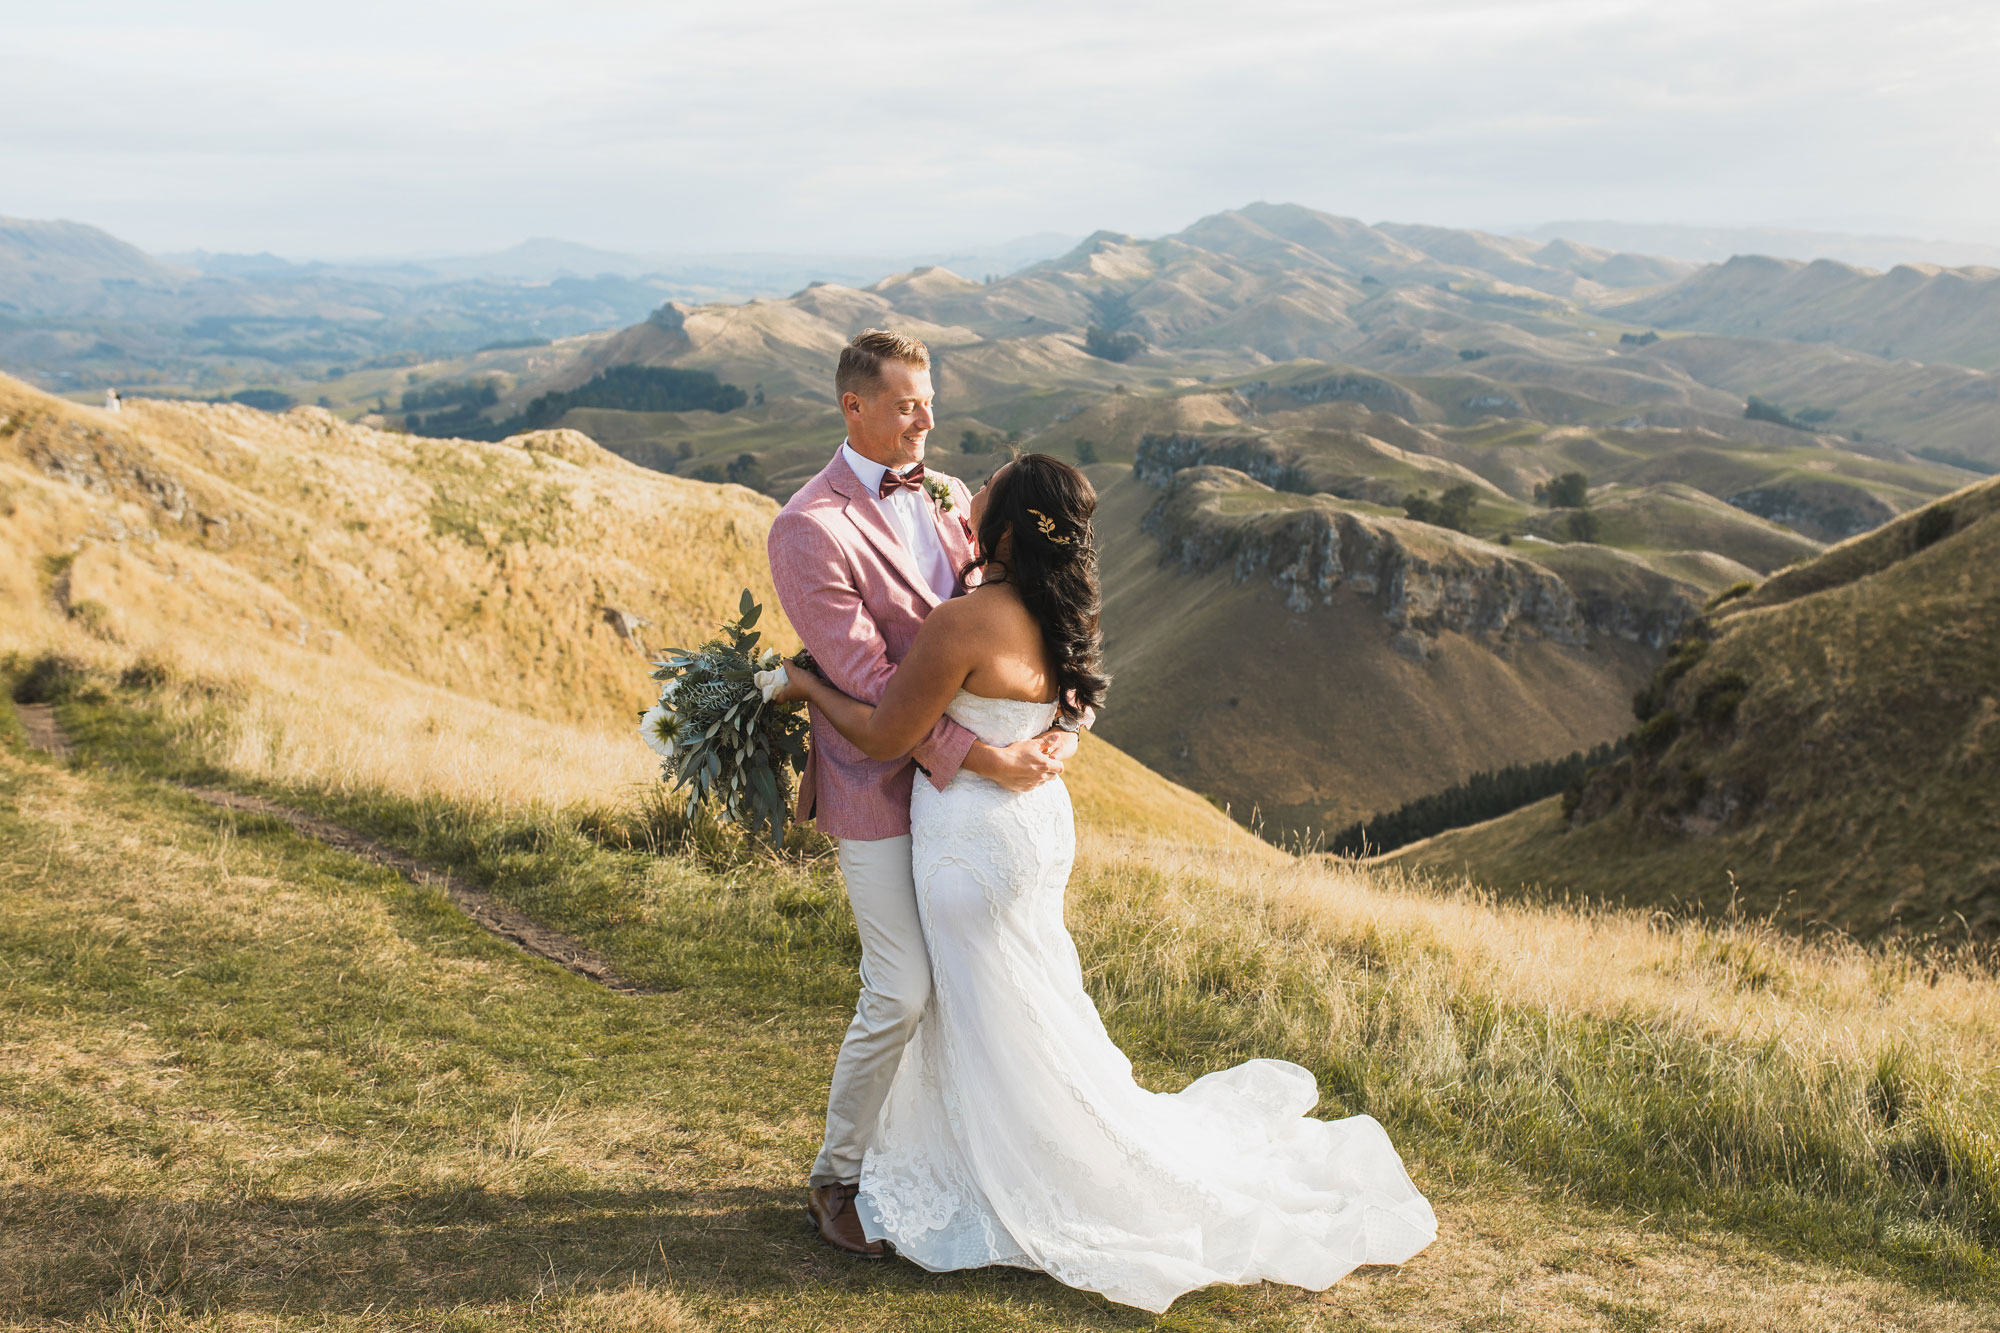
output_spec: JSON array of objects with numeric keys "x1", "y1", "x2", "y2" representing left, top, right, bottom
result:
[{"x1": 842, "y1": 440, "x2": 958, "y2": 601}]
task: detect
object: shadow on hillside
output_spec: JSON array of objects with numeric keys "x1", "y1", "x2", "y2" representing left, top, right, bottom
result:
[{"x1": 4, "y1": 1182, "x2": 1158, "y2": 1326}]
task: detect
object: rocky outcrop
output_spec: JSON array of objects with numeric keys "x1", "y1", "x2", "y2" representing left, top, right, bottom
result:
[
  {"x1": 19, "y1": 413, "x2": 199, "y2": 526},
  {"x1": 1140, "y1": 465, "x2": 1698, "y2": 653},
  {"x1": 1134, "y1": 433, "x2": 1314, "y2": 493},
  {"x1": 507, "y1": 427, "x2": 618, "y2": 467},
  {"x1": 1251, "y1": 370, "x2": 1428, "y2": 420}
]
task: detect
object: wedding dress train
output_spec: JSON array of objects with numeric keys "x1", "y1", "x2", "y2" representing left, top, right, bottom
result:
[{"x1": 854, "y1": 691, "x2": 1437, "y2": 1313}]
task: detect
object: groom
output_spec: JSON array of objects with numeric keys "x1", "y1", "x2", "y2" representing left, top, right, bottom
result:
[{"x1": 768, "y1": 328, "x2": 1076, "y2": 1257}]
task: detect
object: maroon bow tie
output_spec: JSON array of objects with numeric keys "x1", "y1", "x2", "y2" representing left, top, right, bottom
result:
[{"x1": 878, "y1": 463, "x2": 926, "y2": 499}]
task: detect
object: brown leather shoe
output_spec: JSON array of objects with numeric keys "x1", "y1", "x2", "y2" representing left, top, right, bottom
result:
[{"x1": 806, "y1": 1183, "x2": 887, "y2": 1258}]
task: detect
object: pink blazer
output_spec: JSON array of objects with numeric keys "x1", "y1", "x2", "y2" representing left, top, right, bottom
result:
[{"x1": 768, "y1": 448, "x2": 980, "y2": 840}]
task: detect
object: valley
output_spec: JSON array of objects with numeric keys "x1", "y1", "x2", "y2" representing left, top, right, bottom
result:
[{"x1": 8, "y1": 199, "x2": 1997, "y2": 914}]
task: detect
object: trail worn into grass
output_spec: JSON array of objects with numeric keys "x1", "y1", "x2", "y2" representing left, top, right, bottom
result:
[
  {"x1": 4, "y1": 701, "x2": 1997, "y2": 1331},
  {"x1": 11, "y1": 697, "x2": 649, "y2": 997},
  {"x1": 16, "y1": 701, "x2": 72, "y2": 760}
]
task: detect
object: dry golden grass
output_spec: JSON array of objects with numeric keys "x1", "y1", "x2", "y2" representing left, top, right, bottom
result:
[
  {"x1": 5, "y1": 373, "x2": 1997, "y2": 1327},
  {"x1": 1, "y1": 375, "x2": 1253, "y2": 843},
  {"x1": 1089, "y1": 836, "x2": 2000, "y2": 1084},
  {"x1": 1, "y1": 377, "x2": 783, "y2": 729},
  {"x1": 5, "y1": 718, "x2": 1996, "y2": 1332}
]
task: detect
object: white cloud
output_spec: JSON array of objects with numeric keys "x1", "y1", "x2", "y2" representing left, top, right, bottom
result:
[{"x1": 4, "y1": 0, "x2": 1997, "y2": 255}]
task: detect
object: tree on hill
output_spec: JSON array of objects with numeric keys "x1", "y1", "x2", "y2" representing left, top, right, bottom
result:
[
  {"x1": 1402, "y1": 482, "x2": 1478, "y2": 532},
  {"x1": 1745, "y1": 396, "x2": 1802, "y2": 429},
  {"x1": 401, "y1": 379, "x2": 502, "y2": 437},
  {"x1": 1084, "y1": 325, "x2": 1144, "y2": 362},
  {"x1": 726, "y1": 452, "x2": 767, "y2": 491},
  {"x1": 1330, "y1": 739, "x2": 1626, "y2": 856},
  {"x1": 1535, "y1": 471, "x2": 1590, "y2": 508},
  {"x1": 473, "y1": 365, "x2": 748, "y2": 441},
  {"x1": 225, "y1": 388, "x2": 294, "y2": 412}
]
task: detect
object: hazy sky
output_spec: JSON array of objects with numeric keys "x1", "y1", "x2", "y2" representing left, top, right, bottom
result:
[{"x1": 8, "y1": 0, "x2": 1999, "y2": 258}]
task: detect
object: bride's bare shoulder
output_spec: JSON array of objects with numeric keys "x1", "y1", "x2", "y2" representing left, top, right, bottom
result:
[{"x1": 923, "y1": 585, "x2": 1030, "y2": 639}]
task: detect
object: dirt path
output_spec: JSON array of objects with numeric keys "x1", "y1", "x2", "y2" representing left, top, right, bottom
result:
[
  {"x1": 12, "y1": 700, "x2": 650, "y2": 996},
  {"x1": 15, "y1": 703, "x2": 73, "y2": 760}
]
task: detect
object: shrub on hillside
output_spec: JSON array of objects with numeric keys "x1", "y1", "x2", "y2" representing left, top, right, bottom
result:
[
  {"x1": 9, "y1": 652, "x2": 88, "y2": 705},
  {"x1": 1694, "y1": 670, "x2": 1751, "y2": 726},
  {"x1": 1535, "y1": 471, "x2": 1590, "y2": 509},
  {"x1": 1913, "y1": 504, "x2": 1955, "y2": 552},
  {"x1": 1707, "y1": 580, "x2": 1757, "y2": 610},
  {"x1": 478, "y1": 365, "x2": 748, "y2": 440},
  {"x1": 1635, "y1": 636, "x2": 1710, "y2": 721},
  {"x1": 225, "y1": 388, "x2": 295, "y2": 412},
  {"x1": 1566, "y1": 509, "x2": 1601, "y2": 543},
  {"x1": 1745, "y1": 396, "x2": 1803, "y2": 430},
  {"x1": 1634, "y1": 709, "x2": 1681, "y2": 756},
  {"x1": 1084, "y1": 325, "x2": 1144, "y2": 362},
  {"x1": 1402, "y1": 483, "x2": 1478, "y2": 532}
]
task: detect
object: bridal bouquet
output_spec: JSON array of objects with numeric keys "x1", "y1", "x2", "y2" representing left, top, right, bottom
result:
[{"x1": 640, "y1": 589, "x2": 811, "y2": 842}]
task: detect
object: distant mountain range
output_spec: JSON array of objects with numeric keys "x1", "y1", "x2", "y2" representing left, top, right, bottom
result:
[
  {"x1": 0, "y1": 216, "x2": 1079, "y2": 392},
  {"x1": 1510, "y1": 221, "x2": 2000, "y2": 272},
  {"x1": 164, "y1": 232, "x2": 1082, "y2": 288}
]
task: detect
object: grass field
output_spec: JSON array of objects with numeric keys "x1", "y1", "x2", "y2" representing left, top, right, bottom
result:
[
  {"x1": 4, "y1": 659, "x2": 1998, "y2": 1331},
  {"x1": 5, "y1": 378, "x2": 1997, "y2": 1329}
]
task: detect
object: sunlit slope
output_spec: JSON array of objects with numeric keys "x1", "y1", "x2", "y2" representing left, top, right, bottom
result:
[
  {"x1": 0, "y1": 374, "x2": 1244, "y2": 843},
  {"x1": 1390, "y1": 475, "x2": 2000, "y2": 940},
  {"x1": 0, "y1": 374, "x2": 782, "y2": 727},
  {"x1": 1091, "y1": 468, "x2": 1663, "y2": 837},
  {"x1": 1609, "y1": 254, "x2": 2000, "y2": 371}
]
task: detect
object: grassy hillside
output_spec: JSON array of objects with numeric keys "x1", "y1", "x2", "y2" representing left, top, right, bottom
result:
[
  {"x1": 4, "y1": 380, "x2": 1998, "y2": 1327},
  {"x1": 1391, "y1": 475, "x2": 2000, "y2": 942},
  {"x1": 0, "y1": 371, "x2": 1246, "y2": 843},
  {"x1": 1610, "y1": 254, "x2": 2000, "y2": 371}
]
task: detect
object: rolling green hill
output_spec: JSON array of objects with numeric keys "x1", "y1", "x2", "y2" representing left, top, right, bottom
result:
[
  {"x1": 1389, "y1": 475, "x2": 2000, "y2": 941},
  {"x1": 1609, "y1": 254, "x2": 2000, "y2": 371},
  {"x1": 21, "y1": 202, "x2": 1989, "y2": 853}
]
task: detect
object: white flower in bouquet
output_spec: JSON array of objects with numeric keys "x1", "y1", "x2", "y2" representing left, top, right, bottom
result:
[
  {"x1": 753, "y1": 664, "x2": 789, "y2": 702},
  {"x1": 642, "y1": 589, "x2": 813, "y2": 842},
  {"x1": 638, "y1": 702, "x2": 680, "y2": 759}
]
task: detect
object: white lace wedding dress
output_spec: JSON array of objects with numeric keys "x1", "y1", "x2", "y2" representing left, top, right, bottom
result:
[{"x1": 854, "y1": 691, "x2": 1437, "y2": 1313}]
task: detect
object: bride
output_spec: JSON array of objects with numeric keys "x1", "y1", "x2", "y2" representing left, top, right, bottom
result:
[{"x1": 771, "y1": 452, "x2": 1436, "y2": 1313}]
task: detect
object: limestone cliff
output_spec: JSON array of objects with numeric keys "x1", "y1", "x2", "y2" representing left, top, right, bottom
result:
[{"x1": 1139, "y1": 464, "x2": 1701, "y2": 657}]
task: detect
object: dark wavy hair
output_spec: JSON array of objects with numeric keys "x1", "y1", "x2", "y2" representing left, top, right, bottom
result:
[{"x1": 961, "y1": 453, "x2": 1109, "y2": 721}]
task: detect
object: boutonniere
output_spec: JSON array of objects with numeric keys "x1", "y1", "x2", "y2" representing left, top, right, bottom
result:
[{"x1": 922, "y1": 476, "x2": 955, "y2": 512}]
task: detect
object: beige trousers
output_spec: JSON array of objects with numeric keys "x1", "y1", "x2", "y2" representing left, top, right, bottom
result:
[{"x1": 809, "y1": 834, "x2": 931, "y2": 1187}]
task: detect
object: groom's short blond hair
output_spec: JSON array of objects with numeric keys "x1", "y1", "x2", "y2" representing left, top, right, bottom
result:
[{"x1": 836, "y1": 329, "x2": 931, "y2": 401}]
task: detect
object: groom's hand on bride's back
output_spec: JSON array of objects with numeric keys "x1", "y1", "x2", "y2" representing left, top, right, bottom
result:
[
  {"x1": 963, "y1": 737, "x2": 1064, "y2": 792},
  {"x1": 1038, "y1": 728, "x2": 1079, "y2": 764}
]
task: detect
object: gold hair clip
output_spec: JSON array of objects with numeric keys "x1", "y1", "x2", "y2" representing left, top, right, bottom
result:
[{"x1": 1027, "y1": 508, "x2": 1073, "y2": 545}]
